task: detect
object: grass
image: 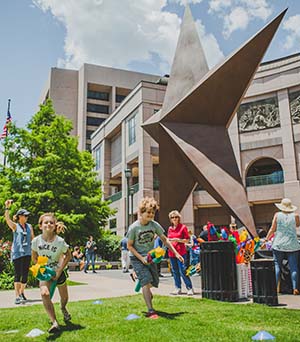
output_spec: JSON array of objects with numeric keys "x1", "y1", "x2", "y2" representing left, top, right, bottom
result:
[
  {"x1": 0, "y1": 295, "x2": 298, "y2": 342},
  {"x1": 66, "y1": 280, "x2": 86, "y2": 286}
]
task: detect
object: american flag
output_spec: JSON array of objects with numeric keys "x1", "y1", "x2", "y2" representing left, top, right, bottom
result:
[{"x1": 0, "y1": 108, "x2": 12, "y2": 139}]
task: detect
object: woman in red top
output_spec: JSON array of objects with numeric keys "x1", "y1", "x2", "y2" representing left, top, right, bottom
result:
[{"x1": 168, "y1": 210, "x2": 194, "y2": 295}]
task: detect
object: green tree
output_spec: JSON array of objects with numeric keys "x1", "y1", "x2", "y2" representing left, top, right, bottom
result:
[{"x1": 0, "y1": 99, "x2": 114, "y2": 245}]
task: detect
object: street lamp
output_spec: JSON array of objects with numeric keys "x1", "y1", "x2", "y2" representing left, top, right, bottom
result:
[
  {"x1": 129, "y1": 186, "x2": 135, "y2": 224},
  {"x1": 124, "y1": 168, "x2": 132, "y2": 232}
]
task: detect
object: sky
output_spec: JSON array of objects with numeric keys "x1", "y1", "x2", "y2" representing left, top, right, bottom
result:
[{"x1": 0, "y1": 0, "x2": 299, "y2": 130}]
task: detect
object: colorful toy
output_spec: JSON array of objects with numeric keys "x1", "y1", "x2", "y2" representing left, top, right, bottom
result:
[
  {"x1": 30, "y1": 256, "x2": 57, "y2": 298},
  {"x1": 207, "y1": 222, "x2": 219, "y2": 241},
  {"x1": 134, "y1": 247, "x2": 166, "y2": 292},
  {"x1": 146, "y1": 246, "x2": 165, "y2": 264}
]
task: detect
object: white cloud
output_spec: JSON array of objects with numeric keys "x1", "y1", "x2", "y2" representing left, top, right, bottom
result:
[
  {"x1": 195, "y1": 20, "x2": 224, "y2": 68},
  {"x1": 209, "y1": 0, "x2": 273, "y2": 38},
  {"x1": 283, "y1": 15, "x2": 300, "y2": 50},
  {"x1": 224, "y1": 7, "x2": 249, "y2": 39},
  {"x1": 169, "y1": 0, "x2": 203, "y2": 5},
  {"x1": 32, "y1": 0, "x2": 224, "y2": 74},
  {"x1": 32, "y1": 0, "x2": 180, "y2": 72},
  {"x1": 209, "y1": 0, "x2": 232, "y2": 13}
]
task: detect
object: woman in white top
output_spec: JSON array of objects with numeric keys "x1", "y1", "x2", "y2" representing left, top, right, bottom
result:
[{"x1": 266, "y1": 198, "x2": 300, "y2": 295}]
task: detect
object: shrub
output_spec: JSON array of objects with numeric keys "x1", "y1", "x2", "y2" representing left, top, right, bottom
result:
[
  {"x1": 97, "y1": 230, "x2": 121, "y2": 261},
  {"x1": 0, "y1": 271, "x2": 14, "y2": 290},
  {"x1": 0, "y1": 240, "x2": 12, "y2": 273}
]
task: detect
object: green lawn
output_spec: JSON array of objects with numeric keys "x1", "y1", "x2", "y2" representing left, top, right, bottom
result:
[{"x1": 0, "y1": 295, "x2": 298, "y2": 342}]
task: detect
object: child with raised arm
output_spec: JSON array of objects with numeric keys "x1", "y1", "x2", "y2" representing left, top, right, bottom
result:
[
  {"x1": 31, "y1": 213, "x2": 71, "y2": 333},
  {"x1": 127, "y1": 197, "x2": 184, "y2": 318}
]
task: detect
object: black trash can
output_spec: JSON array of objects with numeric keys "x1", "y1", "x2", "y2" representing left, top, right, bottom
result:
[
  {"x1": 250, "y1": 258, "x2": 278, "y2": 306},
  {"x1": 201, "y1": 241, "x2": 238, "y2": 302},
  {"x1": 255, "y1": 249, "x2": 300, "y2": 294}
]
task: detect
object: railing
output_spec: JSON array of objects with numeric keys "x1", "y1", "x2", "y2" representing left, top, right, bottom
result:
[
  {"x1": 246, "y1": 171, "x2": 284, "y2": 187},
  {"x1": 106, "y1": 191, "x2": 122, "y2": 202}
]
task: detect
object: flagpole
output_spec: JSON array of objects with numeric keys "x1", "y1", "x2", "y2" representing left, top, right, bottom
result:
[{"x1": 3, "y1": 99, "x2": 11, "y2": 168}]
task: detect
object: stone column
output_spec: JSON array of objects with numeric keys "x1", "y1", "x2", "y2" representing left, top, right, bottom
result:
[
  {"x1": 181, "y1": 193, "x2": 195, "y2": 232},
  {"x1": 111, "y1": 86, "x2": 116, "y2": 113},
  {"x1": 102, "y1": 139, "x2": 111, "y2": 200},
  {"x1": 278, "y1": 89, "x2": 300, "y2": 208}
]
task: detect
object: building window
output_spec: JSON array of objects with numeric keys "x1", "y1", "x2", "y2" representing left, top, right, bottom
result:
[
  {"x1": 116, "y1": 94, "x2": 127, "y2": 103},
  {"x1": 87, "y1": 90, "x2": 109, "y2": 101},
  {"x1": 128, "y1": 114, "x2": 136, "y2": 146},
  {"x1": 109, "y1": 218, "x2": 117, "y2": 230},
  {"x1": 246, "y1": 158, "x2": 284, "y2": 187},
  {"x1": 86, "y1": 130, "x2": 95, "y2": 140},
  {"x1": 94, "y1": 144, "x2": 102, "y2": 171},
  {"x1": 87, "y1": 117, "x2": 106, "y2": 126},
  {"x1": 111, "y1": 134, "x2": 122, "y2": 167},
  {"x1": 288, "y1": 90, "x2": 300, "y2": 124},
  {"x1": 87, "y1": 103, "x2": 109, "y2": 114},
  {"x1": 237, "y1": 96, "x2": 280, "y2": 132},
  {"x1": 86, "y1": 143, "x2": 91, "y2": 151}
]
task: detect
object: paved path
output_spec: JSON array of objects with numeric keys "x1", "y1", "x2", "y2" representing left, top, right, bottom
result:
[{"x1": 0, "y1": 270, "x2": 299, "y2": 309}]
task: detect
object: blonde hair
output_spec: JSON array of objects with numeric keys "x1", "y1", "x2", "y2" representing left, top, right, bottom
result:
[
  {"x1": 138, "y1": 197, "x2": 158, "y2": 214},
  {"x1": 38, "y1": 212, "x2": 66, "y2": 234},
  {"x1": 168, "y1": 210, "x2": 181, "y2": 220}
]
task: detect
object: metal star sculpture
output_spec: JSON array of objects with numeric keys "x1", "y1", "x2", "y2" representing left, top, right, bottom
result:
[{"x1": 143, "y1": 7, "x2": 287, "y2": 237}]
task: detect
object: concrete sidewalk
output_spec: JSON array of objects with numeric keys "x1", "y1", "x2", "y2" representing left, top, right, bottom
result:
[{"x1": 0, "y1": 270, "x2": 299, "y2": 309}]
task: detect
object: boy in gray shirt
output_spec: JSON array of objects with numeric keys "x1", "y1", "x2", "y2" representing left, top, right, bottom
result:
[{"x1": 127, "y1": 197, "x2": 183, "y2": 318}]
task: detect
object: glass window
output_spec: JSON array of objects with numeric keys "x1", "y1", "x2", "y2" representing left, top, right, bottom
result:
[
  {"x1": 86, "y1": 130, "x2": 95, "y2": 140},
  {"x1": 94, "y1": 144, "x2": 102, "y2": 170},
  {"x1": 116, "y1": 94, "x2": 127, "y2": 103},
  {"x1": 87, "y1": 117, "x2": 106, "y2": 126},
  {"x1": 237, "y1": 96, "x2": 280, "y2": 132},
  {"x1": 87, "y1": 103, "x2": 109, "y2": 114},
  {"x1": 87, "y1": 90, "x2": 109, "y2": 101},
  {"x1": 128, "y1": 114, "x2": 136, "y2": 146},
  {"x1": 109, "y1": 218, "x2": 117, "y2": 229},
  {"x1": 111, "y1": 134, "x2": 122, "y2": 167}
]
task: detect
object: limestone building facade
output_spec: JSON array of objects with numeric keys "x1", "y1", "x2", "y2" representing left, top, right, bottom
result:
[
  {"x1": 91, "y1": 53, "x2": 300, "y2": 235},
  {"x1": 39, "y1": 64, "x2": 160, "y2": 151}
]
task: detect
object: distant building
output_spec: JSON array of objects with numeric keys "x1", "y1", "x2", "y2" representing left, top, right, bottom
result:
[
  {"x1": 39, "y1": 64, "x2": 160, "y2": 151},
  {"x1": 91, "y1": 53, "x2": 300, "y2": 235}
]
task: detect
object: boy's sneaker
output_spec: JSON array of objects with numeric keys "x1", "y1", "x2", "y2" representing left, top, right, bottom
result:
[
  {"x1": 20, "y1": 293, "x2": 27, "y2": 301},
  {"x1": 187, "y1": 288, "x2": 194, "y2": 296},
  {"x1": 145, "y1": 310, "x2": 159, "y2": 319},
  {"x1": 15, "y1": 296, "x2": 21, "y2": 305},
  {"x1": 48, "y1": 321, "x2": 60, "y2": 333},
  {"x1": 61, "y1": 308, "x2": 71, "y2": 322},
  {"x1": 171, "y1": 288, "x2": 182, "y2": 295}
]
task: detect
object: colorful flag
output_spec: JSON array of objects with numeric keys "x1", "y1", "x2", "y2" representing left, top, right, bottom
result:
[{"x1": 0, "y1": 108, "x2": 12, "y2": 139}]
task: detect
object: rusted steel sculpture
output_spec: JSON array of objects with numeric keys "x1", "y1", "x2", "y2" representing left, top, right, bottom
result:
[{"x1": 143, "y1": 6, "x2": 287, "y2": 237}]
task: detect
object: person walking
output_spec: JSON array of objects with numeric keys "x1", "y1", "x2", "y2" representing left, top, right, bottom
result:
[
  {"x1": 266, "y1": 198, "x2": 300, "y2": 295},
  {"x1": 4, "y1": 199, "x2": 34, "y2": 305},
  {"x1": 127, "y1": 197, "x2": 183, "y2": 318},
  {"x1": 31, "y1": 212, "x2": 71, "y2": 333},
  {"x1": 120, "y1": 235, "x2": 130, "y2": 273},
  {"x1": 84, "y1": 235, "x2": 97, "y2": 273},
  {"x1": 168, "y1": 210, "x2": 194, "y2": 296}
]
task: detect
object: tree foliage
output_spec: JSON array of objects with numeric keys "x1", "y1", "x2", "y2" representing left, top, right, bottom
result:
[{"x1": 0, "y1": 99, "x2": 114, "y2": 245}]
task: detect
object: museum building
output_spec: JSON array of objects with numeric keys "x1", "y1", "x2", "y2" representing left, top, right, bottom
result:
[{"x1": 91, "y1": 52, "x2": 300, "y2": 235}]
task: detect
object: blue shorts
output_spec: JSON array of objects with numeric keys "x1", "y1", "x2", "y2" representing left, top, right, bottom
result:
[{"x1": 130, "y1": 256, "x2": 159, "y2": 288}]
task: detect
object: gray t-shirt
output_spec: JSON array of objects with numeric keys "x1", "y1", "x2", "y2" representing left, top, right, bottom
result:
[{"x1": 127, "y1": 220, "x2": 164, "y2": 256}]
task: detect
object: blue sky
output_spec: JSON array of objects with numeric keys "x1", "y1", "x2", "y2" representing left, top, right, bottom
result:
[{"x1": 0, "y1": 0, "x2": 299, "y2": 130}]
